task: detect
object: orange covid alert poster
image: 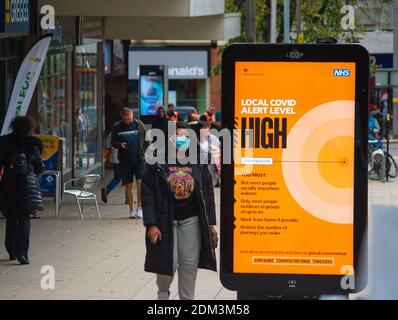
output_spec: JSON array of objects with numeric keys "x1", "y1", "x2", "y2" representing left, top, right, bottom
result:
[{"x1": 233, "y1": 62, "x2": 356, "y2": 275}]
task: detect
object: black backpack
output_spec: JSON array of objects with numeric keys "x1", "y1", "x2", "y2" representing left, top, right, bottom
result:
[{"x1": 9, "y1": 145, "x2": 28, "y2": 176}]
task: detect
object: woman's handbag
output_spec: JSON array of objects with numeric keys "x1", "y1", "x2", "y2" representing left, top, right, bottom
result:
[{"x1": 27, "y1": 171, "x2": 44, "y2": 211}]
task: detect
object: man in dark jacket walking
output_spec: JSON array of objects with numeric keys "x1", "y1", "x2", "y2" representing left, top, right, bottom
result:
[
  {"x1": 142, "y1": 122, "x2": 218, "y2": 300},
  {"x1": 111, "y1": 107, "x2": 147, "y2": 219}
]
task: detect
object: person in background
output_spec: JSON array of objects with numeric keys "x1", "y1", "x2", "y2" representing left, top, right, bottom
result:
[
  {"x1": 152, "y1": 106, "x2": 168, "y2": 136},
  {"x1": 167, "y1": 103, "x2": 179, "y2": 122},
  {"x1": 369, "y1": 103, "x2": 382, "y2": 150},
  {"x1": 0, "y1": 116, "x2": 44, "y2": 265},
  {"x1": 187, "y1": 112, "x2": 200, "y2": 139},
  {"x1": 187, "y1": 112, "x2": 199, "y2": 128},
  {"x1": 76, "y1": 107, "x2": 89, "y2": 152},
  {"x1": 111, "y1": 107, "x2": 147, "y2": 219},
  {"x1": 214, "y1": 110, "x2": 222, "y2": 128},
  {"x1": 202, "y1": 105, "x2": 216, "y2": 124},
  {"x1": 198, "y1": 121, "x2": 221, "y2": 187},
  {"x1": 379, "y1": 89, "x2": 389, "y2": 117},
  {"x1": 101, "y1": 131, "x2": 123, "y2": 203},
  {"x1": 200, "y1": 113, "x2": 220, "y2": 132},
  {"x1": 199, "y1": 114, "x2": 210, "y2": 128},
  {"x1": 370, "y1": 100, "x2": 384, "y2": 139},
  {"x1": 142, "y1": 121, "x2": 218, "y2": 300}
]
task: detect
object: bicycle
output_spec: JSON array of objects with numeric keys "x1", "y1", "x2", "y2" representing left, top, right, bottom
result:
[{"x1": 368, "y1": 139, "x2": 398, "y2": 181}]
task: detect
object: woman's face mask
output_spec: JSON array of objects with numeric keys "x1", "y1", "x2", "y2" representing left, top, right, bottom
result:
[{"x1": 175, "y1": 135, "x2": 190, "y2": 151}]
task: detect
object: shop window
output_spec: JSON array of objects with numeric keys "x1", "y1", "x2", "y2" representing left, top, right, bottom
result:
[
  {"x1": 75, "y1": 45, "x2": 99, "y2": 175},
  {"x1": 0, "y1": 39, "x2": 22, "y2": 131},
  {"x1": 39, "y1": 52, "x2": 72, "y2": 172}
]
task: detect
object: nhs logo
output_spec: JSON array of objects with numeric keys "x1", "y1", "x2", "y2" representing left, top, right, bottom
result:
[{"x1": 333, "y1": 69, "x2": 351, "y2": 77}]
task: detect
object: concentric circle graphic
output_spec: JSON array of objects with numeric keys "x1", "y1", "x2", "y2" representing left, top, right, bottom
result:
[{"x1": 282, "y1": 100, "x2": 355, "y2": 224}]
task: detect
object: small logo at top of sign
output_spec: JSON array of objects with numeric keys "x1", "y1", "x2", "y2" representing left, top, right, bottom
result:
[
  {"x1": 333, "y1": 69, "x2": 351, "y2": 77},
  {"x1": 287, "y1": 49, "x2": 304, "y2": 60}
]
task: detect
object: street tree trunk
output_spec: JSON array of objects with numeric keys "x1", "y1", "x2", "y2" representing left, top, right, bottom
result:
[
  {"x1": 247, "y1": 0, "x2": 256, "y2": 42},
  {"x1": 296, "y1": 0, "x2": 302, "y2": 42}
]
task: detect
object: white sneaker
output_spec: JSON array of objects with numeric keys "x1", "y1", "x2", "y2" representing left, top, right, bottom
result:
[
  {"x1": 157, "y1": 291, "x2": 170, "y2": 300},
  {"x1": 136, "y1": 208, "x2": 143, "y2": 219},
  {"x1": 129, "y1": 209, "x2": 137, "y2": 219}
]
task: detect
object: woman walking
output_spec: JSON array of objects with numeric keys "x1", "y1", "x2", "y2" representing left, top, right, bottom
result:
[
  {"x1": 0, "y1": 116, "x2": 44, "y2": 264},
  {"x1": 142, "y1": 121, "x2": 218, "y2": 300},
  {"x1": 151, "y1": 106, "x2": 168, "y2": 136}
]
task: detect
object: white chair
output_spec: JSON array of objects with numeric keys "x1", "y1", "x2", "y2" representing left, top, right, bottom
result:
[{"x1": 63, "y1": 174, "x2": 101, "y2": 219}]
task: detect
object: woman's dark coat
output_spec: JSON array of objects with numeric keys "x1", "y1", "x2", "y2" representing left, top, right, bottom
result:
[
  {"x1": 142, "y1": 162, "x2": 217, "y2": 276},
  {"x1": 0, "y1": 134, "x2": 44, "y2": 214}
]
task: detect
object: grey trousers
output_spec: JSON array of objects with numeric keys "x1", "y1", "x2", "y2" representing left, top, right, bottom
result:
[{"x1": 157, "y1": 216, "x2": 201, "y2": 300}]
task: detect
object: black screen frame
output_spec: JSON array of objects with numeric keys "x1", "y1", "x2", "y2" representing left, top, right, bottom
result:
[{"x1": 220, "y1": 43, "x2": 369, "y2": 295}]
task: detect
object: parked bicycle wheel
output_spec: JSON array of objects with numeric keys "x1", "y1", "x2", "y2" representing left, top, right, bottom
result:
[
  {"x1": 368, "y1": 153, "x2": 385, "y2": 181},
  {"x1": 387, "y1": 154, "x2": 398, "y2": 178}
]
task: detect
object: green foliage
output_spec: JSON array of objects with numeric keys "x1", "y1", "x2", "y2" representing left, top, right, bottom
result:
[
  {"x1": 224, "y1": 0, "x2": 393, "y2": 44},
  {"x1": 301, "y1": 0, "x2": 359, "y2": 43},
  {"x1": 214, "y1": 0, "x2": 394, "y2": 76}
]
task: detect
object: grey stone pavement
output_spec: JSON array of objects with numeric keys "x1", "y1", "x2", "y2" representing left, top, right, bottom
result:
[
  {"x1": 0, "y1": 150, "x2": 397, "y2": 300},
  {"x1": 0, "y1": 177, "x2": 234, "y2": 300}
]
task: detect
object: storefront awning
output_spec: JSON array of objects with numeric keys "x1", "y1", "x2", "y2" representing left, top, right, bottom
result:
[
  {"x1": 38, "y1": 0, "x2": 225, "y2": 17},
  {"x1": 104, "y1": 14, "x2": 241, "y2": 41},
  {"x1": 38, "y1": 0, "x2": 241, "y2": 41}
]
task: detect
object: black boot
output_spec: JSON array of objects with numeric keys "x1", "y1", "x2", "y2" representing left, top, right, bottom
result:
[{"x1": 17, "y1": 256, "x2": 30, "y2": 265}]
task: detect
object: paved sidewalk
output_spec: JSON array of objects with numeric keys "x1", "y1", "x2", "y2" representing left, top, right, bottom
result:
[
  {"x1": 0, "y1": 173, "x2": 397, "y2": 300},
  {"x1": 0, "y1": 176, "x2": 234, "y2": 300}
]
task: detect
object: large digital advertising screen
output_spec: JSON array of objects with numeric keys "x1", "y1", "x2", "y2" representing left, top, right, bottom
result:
[
  {"x1": 220, "y1": 44, "x2": 368, "y2": 294},
  {"x1": 233, "y1": 61, "x2": 355, "y2": 275},
  {"x1": 139, "y1": 75, "x2": 164, "y2": 116}
]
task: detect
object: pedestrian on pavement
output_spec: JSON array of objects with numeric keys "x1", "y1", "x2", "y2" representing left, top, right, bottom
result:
[
  {"x1": 111, "y1": 107, "x2": 147, "y2": 219},
  {"x1": 101, "y1": 131, "x2": 123, "y2": 203},
  {"x1": 142, "y1": 121, "x2": 218, "y2": 300},
  {"x1": 152, "y1": 106, "x2": 168, "y2": 136},
  {"x1": 199, "y1": 114, "x2": 220, "y2": 132},
  {"x1": 198, "y1": 121, "x2": 221, "y2": 187},
  {"x1": 201, "y1": 105, "x2": 216, "y2": 124},
  {"x1": 379, "y1": 88, "x2": 389, "y2": 117},
  {"x1": 369, "y1": 103, "x2": 382, "y2": 149},
  {"x1": 167, "y1": 103, "x2": 179, "y2": 122},
  {"x1": 187, "y1": 112, "x2": 199, "y2": 129},
  {"x1": 0, "y1": 116, "x2": 44, "y2": 265}
]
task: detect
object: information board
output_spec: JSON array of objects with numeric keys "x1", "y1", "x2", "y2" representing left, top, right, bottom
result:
[{"x1": 221, "y1": 44, "x2": 369, "y2": 295}]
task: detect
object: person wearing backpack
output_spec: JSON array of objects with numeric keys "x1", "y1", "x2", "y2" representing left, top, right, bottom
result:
[{"x1": 0, "y1": 116, "x2": 44, "y2": 265}]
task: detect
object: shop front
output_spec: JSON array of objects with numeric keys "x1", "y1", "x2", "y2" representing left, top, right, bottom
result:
[
  {"x1": 128, "y1": 45, "x2": 210, "y2": 115},
  {"x1": 37, "y1": 16, "x2": 104, "y2": 179},
  {"x1": 74, "y1": 41, "x2": 103, "y2": 177},
  {"x1": 73, "y1": 17, "x2": 104, "y2": 178},
  {"x1": 0, "y1": 0, "x2": 31, "y2": 129},
  {"x1": 38, "y1": 17, "x2": 75, "y2": 179}
]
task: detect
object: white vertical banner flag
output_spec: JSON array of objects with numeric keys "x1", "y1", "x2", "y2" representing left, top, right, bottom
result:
[{"x1": 1, "y1": 35, "x2": 52, "y2": 136}]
